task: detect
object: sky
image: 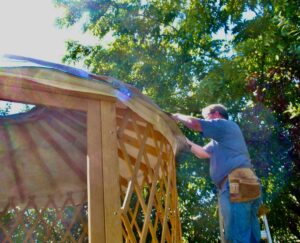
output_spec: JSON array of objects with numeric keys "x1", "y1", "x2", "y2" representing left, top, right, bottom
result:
[
  {"x1": 0, "y1": 0, "x2": 255, "y2": 114},
  {"x1": 0, "y1": 0, "x2": 98, "y2": 113},
  {"x1": 0, "y1": 0, "x2": 255, "y2": 64},
  {"x1": 0, "y1": 0, "x2": 96, "y2": 64}
]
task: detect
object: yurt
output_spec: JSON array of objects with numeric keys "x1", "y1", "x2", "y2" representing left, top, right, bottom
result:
[{"x1": 0, "y1": 54, "x2": 184, "y2": 242}]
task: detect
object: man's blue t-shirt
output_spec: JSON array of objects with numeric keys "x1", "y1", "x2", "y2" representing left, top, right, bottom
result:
[{"x1": 199, "y1": 119, "x2": 252, "y2": 186}]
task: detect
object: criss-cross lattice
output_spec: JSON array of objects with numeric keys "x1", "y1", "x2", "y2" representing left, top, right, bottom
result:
[
  {"x1": 116, "y1": 108, "x2": 181, "y2": 242},
  {"x1": 0, "y1": 193, "x2": 88, "y2": 243}
]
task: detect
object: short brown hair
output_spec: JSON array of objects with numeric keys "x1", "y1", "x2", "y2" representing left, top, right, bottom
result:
[{"x1": 202, "y1": 104, "x2": 229, "y2": 120}]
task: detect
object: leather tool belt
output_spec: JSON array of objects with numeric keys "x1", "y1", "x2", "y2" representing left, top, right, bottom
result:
[{"x1": 228, "y1": 168, "x2": 261, "y2": 202}]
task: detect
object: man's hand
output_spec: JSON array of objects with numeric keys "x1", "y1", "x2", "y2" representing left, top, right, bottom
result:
[
  {"x1": 170, "y1": 113, "x2": 181, "y2": 122},
  {"x1": 186, "y1": 138, "x2": 193, "y2": 147},
  {"x1": 186, "y1": 137, "x2": 210, "y2": 159}
]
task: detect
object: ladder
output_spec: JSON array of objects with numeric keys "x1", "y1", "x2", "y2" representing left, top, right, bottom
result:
[{"x1": 261, "y1": 214, "x2": 273, "y2": 243}]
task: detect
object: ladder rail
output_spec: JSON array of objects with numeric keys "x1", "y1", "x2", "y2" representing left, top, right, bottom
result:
[
  {"x1": 261, "y1": 214, "x2": 273, "y2": 243},
  {"x1": 218, "y1": 196, "x2": 225, "y2": 243}
]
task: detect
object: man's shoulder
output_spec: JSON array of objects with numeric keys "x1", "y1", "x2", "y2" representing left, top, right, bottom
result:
[
  {"x1": 212, "y1": 119, "x2": 242, "y2": 135},
  {"x1": 202, "y1": 118, "x2": 235, "y2": 126}
]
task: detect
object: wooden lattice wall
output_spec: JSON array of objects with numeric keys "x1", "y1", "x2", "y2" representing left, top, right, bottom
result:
[
  {"x1": 116, "y1": 108, "x2": 181, "y2": 242},
  {"x1": 0, "y1": 194, "x2": 88, "y2": 242},
  {"x1": 0, "y1": 106, "x2": 181, "y2": 243}
]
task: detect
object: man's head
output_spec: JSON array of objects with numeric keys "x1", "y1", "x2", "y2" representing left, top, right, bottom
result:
[{"x1": 202, "y1": 104, "x2": 229, "y2": 120}]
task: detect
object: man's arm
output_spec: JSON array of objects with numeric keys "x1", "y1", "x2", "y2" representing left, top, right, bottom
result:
[
  {"x1": 171, "y1": 113, "x2": 202, "y2": 132},
  {"x1": 186, "y1": 138, "x2": 210, "y2": 159}
]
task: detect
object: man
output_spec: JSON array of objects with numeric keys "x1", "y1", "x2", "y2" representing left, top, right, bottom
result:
[{"x1": 172, "y1": 104, "x2": 261, "y2": 243}]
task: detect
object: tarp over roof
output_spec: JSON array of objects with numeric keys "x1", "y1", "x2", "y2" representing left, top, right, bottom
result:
[{"x1": 0, "y1": 54, "x2": 186, "y2": 209}]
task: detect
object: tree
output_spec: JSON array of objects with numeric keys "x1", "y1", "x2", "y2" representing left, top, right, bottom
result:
[{"x1": 53, "y1": 0, "x2": 231, "y2": 111}]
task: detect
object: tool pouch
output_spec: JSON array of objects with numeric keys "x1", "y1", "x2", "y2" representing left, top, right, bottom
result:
[{"x1": 228, "y1": 168, "x2": 261, "y2": 202}]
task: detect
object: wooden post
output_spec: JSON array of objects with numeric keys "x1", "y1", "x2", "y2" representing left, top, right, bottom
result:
[
  {"x1": 88, "y1": 100, "x2": 105, "y2": 242},
  {"x1": 101, "y1": 100, "x2": 122, "y2": 243},
  {"x1": 87, "y1": 99, "x2": 122, "y2": 243}
]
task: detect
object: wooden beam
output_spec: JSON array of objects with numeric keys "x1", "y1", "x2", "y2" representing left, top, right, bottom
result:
[
  {"x1": 0, "y1": 75, "x2": 116, "y2": 103},
  {"x1": 0, "y1": 84, "x2": 88, "y2": 111},
  {"x1": 87, "y1": 100, "x2": 122, "y2": 243},
  {"x1": 87, "y1": 100, "x2": 105, "y2": 243},
  {"x1": 0, "y1": 75, "x2": 117, "y2": 111},
  {"x1": 100, "y1": 100, "x2": 122, "y2": 243}
]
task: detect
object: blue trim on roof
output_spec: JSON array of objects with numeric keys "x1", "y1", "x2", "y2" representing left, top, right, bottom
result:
[
  {"x1": 1, "y1": 54, "x2": 92, "y2": 79},
  {"x1": 0, "y1": 54, "x2": 134, "y2": 100}
]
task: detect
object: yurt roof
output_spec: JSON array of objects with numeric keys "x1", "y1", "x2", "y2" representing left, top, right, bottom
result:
[{"x1": 0, "y1": 54, "x2": 186, "y2": 208}]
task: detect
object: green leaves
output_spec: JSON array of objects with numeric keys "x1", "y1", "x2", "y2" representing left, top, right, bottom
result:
[
  {"x1": 55, "y1": 0, "x2": 229, "y2": 111},
  {"x1": 285, "y1": 103, "x2": 300, "y2": 119}
]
